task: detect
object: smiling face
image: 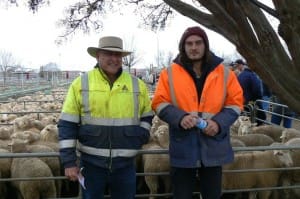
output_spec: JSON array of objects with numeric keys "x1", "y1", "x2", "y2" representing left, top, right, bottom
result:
[
  {"x1": 96, "y1": 50, "x2": 123, "y2": 77},
  {"x1": 184, "y1": 35, "x2": 206, "y2": 61}
]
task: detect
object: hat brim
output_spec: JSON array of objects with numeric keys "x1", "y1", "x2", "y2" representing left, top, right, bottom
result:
[{"x1": 87, "y1": 47, "x2": 132, "y2": 58}]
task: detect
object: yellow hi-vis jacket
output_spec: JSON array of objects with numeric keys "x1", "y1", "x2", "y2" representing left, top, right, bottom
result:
[{"x1": 58, "y1": 68, "x2": 153, "y2": 169}]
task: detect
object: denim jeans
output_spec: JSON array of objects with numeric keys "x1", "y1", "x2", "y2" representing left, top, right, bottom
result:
[{"x1": 80, "y1": 161, "x2": 136, "y2": 199}]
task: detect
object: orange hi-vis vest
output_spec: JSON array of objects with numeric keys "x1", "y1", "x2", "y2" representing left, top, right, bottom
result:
[{"x1": 152, "y1": 63, "x2": 243, "y2": 118}]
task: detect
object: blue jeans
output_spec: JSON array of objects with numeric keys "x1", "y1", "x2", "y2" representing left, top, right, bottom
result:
[
  {"x1": 171, "y1": 166, "x2": 222, "y2": 199},
  {"x1": 81, "y1": 161, "x2": 136, "y2": 199}
]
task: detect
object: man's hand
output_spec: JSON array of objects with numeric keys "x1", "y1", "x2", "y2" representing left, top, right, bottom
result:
[
  {"x1": 65, "y1": 166, "x2": 79, "y2": 181},
  {"x1": 180, "y1": 114, "x2": 198, "y2": 130},
  {"x1": 203, "y1": 119, "x2": 219, "y2": 136}
]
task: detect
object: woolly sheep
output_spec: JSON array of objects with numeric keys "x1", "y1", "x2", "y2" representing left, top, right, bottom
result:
[
  {"x1": 153, "y1": 125, "x2": 169, "y2": 149},
  {"x1": 280, "y1": 128, "x2": 300, "y2": 143},
  {"x1": 0, "y1": 126, "x2": 13, "y2": 140},
  {"x1": 231, "y1": 134, "x2": 274, "y2": 146},
  {"x1": 250, "y1": 125, "x2": 285, "y2": 142},
  {"x1": 150, "y1": 115, "x2": 168, "y2": 136},
  {"x1": 222, "y1": 149, "x2": 293, "y2": 199},
  {"x1": 230, "y1": 138, "x2": 246, "y2": 147},
  {"x1": 10, "y1": 157, "x2": 57, "y2": 199},
  {"x1": 10, "y1": 130, "x2": 41, "y2": 143},
  {"x1": 9, "y1": 139, "x2": 61, "y2": 197},
  {"x1": 282, "y1": 138, "x2": 300, "y2": 198},
  {"x1": 40, "y1": 124, "x2": 58, "y2": 143},
  {"x1": 142, "y1": 142, "x2": 171, "y2": 199},
  {"x1": 230, "y1": 115, "x2": 251, "y2": 135},
  {"x1": 13, "y1": 115, "x2": 40, "y2": 134}
]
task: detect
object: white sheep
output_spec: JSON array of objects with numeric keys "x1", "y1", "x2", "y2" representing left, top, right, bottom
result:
[
  {"x1": 280, "y1": 128, "x2": 300, "y2": 143},
  {"x1": 230, "y1": 138, "x2": 246, "y2": 147},
  {"x1": 231, "y1": 134, "x2": 274, "y2": 146},
  {"x1": 40, "y1": 124, "x2": 58, "y2": 143},
  {"x1": 222, "y1": 148, "x2": 293, "y2": 199},
  {"x1": 9, "y1": 138, "x2": 61, "y2": 197},
  {"x1": 0, "y1": 126, "x2": 13, "y2": 140},
  {"x1": 282, "y1": 138, "x2": 300, "y2": 198},
  {"x1": 150, "y1": 115, "x2": 168, "y2": 137},
  {"x1": 153, "y1": 124, "x2": 169, "y2": 149},
  {"x1": 230, "y1": 115, "x2": 251, "y2": 135},
  {"x1": 142, "y1": 142, "x2": 171, "y2": 199},
  {"x1": 250, "y1": 125, "x2": 285, "y2": 142},
  {"x1": 10, "y1": 157, "x2": 57, "y2": 199},
  {"x1": 10, "y1": 130, "x2": 41, "y2": 143},
  {"x1": 13, "y1": 115, "x2": 40, "y2": 134}
]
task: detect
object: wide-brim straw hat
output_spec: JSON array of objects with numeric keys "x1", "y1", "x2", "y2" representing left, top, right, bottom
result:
[{"x1": 87, "y1": 36, "x2": 132, "y2": 58}]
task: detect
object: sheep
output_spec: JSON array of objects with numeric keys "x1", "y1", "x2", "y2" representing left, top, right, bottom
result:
[
  {"x1": 282, "y1": 138, "x2": 300, "y2": 198},
  {"x1": 142, "y1": 142, "x2": 171, "y2": 199},
  {"x1": 10, "y1": 130, "x2": 41, "y2": 143},
  {"x1": 250, "y1": 125, "x2": 285, "y2": 142},
  {"x1": 237, "y1": 116, "x2": 254, "y2": 135},
  {"x1": 0, "y1": 126, "x2": 13, "y2": 140},
  {"x1": 231, "y1": 134, "x2": 274, "y2": 146},
  {"x1": 153, "y1": 124, "x2": 169, "y2": 148},
  {"x1": 230, "y1": 115, "x2": 251, "y2": 135},
  {"x1": 150, "y1": 115, "x2": 168, "y2": 137},
  {"x1": 13, "y1": 115, "x2": 41, "y2": 134},
  {"x1": 10, "y1": 157, "x2": 57, "y2": 199},
  {"x1": 0, "y1": 140, "x2": 10, "y2": 150},
  {"x1": 280, "y1": 128, "x2": 300, "y2": 143},
  {"x1": 9, "y1": 139, "x2": 62, "y2": 197},
  {"x1": 230, "y1": 138, "x2": 246, "y2": 147},
  {"x1": 40, "y1": 124, "x2": 58, "y2": 143},
  {"x1": 222, "y1": 148, "x2": 293, "y2": 199}
]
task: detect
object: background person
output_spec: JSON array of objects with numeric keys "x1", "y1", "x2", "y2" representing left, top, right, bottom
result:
[
  {"x1": 58, "y1": 36, "x2": 153, "y2": 199},
  {"x1": 151, "y1": 26, "x2": 243, "y2": 199},
  {"x1": 234, "y1": 59, "x2": 266, "y2": 125}
]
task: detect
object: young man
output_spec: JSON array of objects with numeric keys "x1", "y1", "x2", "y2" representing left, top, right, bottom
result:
[
  {"x1": 151, "y1": 26, "x2": 243, "y2": 199},
  {"x1": 58, "y1": 36, "x2": 153, "y2": 199}
]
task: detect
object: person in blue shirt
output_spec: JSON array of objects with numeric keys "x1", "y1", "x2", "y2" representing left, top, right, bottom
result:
[{"x1": 234, "y1": 59, "x2": 266, "y2": 125}]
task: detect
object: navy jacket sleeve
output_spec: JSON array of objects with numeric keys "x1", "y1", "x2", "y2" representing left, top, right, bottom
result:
[{"x1": 58, "y1": 119, "x2": 79, "y2": 168}]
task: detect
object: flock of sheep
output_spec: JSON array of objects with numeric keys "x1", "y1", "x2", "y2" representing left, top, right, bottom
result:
[{"x1": 1, "y1": 90, "x2": 300, "y2": 199}]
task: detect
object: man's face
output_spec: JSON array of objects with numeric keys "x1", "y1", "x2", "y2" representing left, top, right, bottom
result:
[
  {"x1": 184, "y1": 35, "x2": 205, "y2": 61},
  {"x1": 97, "y1": 50, "x2": 123, "y2": 75}
]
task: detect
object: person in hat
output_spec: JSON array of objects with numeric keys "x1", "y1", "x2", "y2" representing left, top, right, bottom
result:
[
  {"x1": 234, "y1": 59, "x2": 266, "y2": 125},
  {"x1": 151, "y1": 26, "x2": 243, "y2": 199},
  {"x1": 58, "y1": 36, "x2": 154, "y2": 199}
]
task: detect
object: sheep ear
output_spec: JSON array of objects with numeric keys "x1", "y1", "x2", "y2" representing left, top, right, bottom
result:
[{"x1": 280, "y1": 135, "x2": 284, "y2": 139}]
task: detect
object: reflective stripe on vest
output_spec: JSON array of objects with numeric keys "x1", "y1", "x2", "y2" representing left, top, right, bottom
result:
[
  {"x1": 77, "y1": 142, "x2": 138, "y2": 157},
  {"x1": 59, "y1": 139, "x2": 77, "y2": 149},
  {"x1": 167, "y1": 66, "x2": 230, "y2": 119},
  {"x1": 80, "y1": 73, "x2": 140, "y2": 125}
]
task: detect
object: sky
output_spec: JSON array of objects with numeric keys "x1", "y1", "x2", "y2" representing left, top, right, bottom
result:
[{"x1": 0, "y1": 1, "x2": 237, "y2": 71}]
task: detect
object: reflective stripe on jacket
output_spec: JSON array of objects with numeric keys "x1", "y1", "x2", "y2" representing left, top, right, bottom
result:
[
  {"x1": 151, "y1": 60, "x2": 243, "y2": 167},
  {"x1": 59, "y1": 68, "x2": 153, "y2": 169}
]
